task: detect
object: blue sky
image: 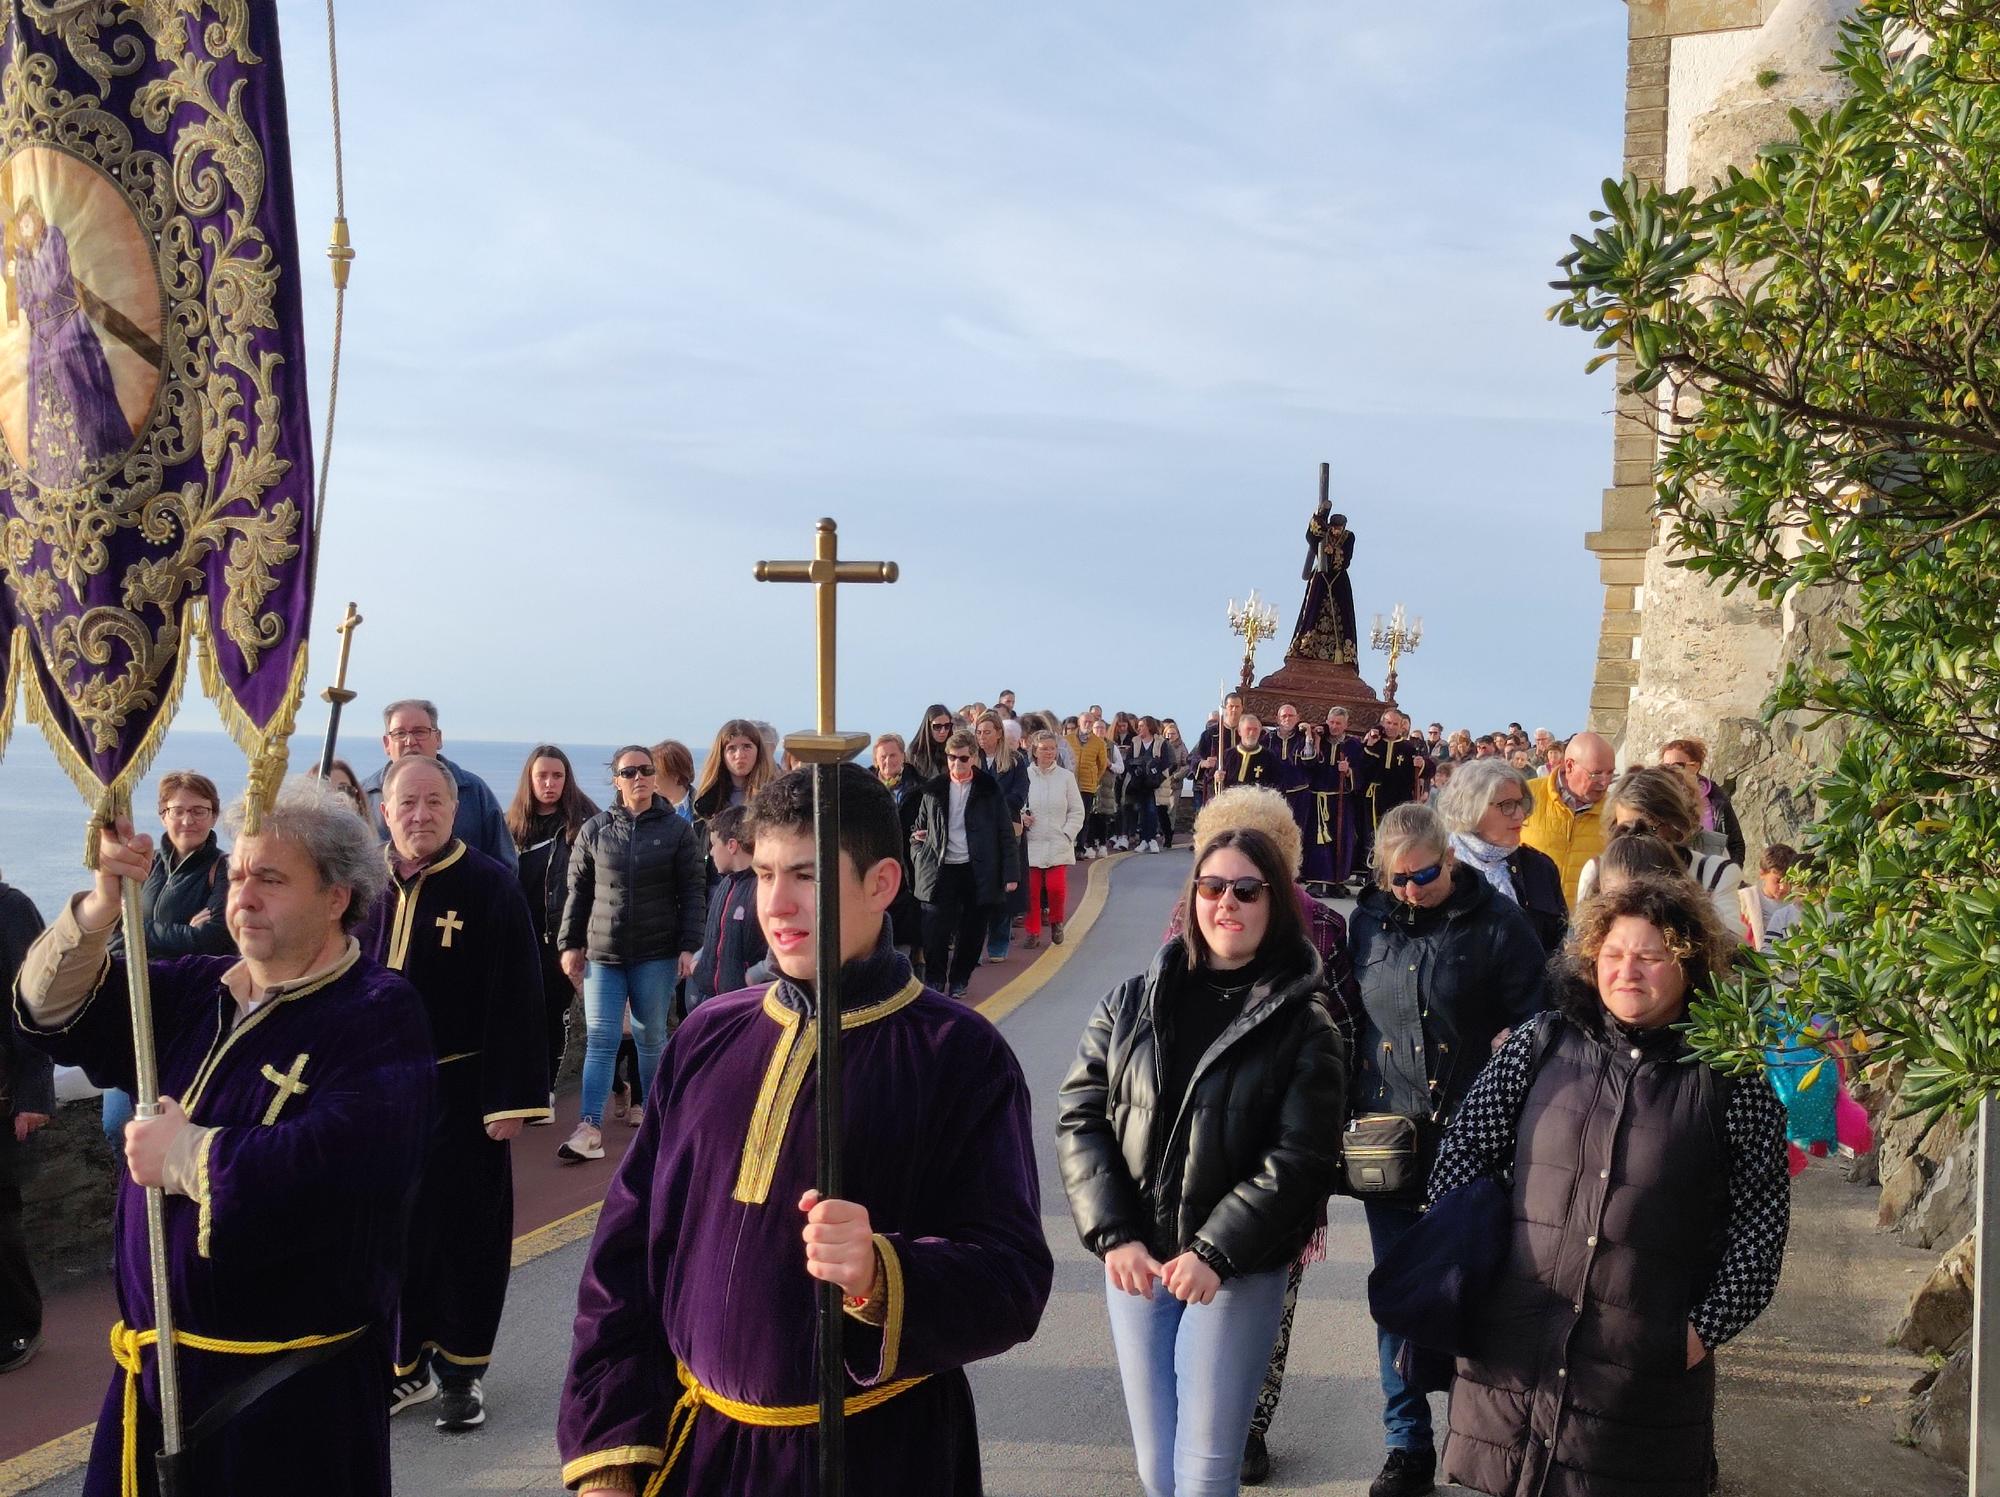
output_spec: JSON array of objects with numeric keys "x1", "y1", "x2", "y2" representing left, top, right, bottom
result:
[{"x1": 179, "y1": 2, "x2": 1627, "y2": 753}]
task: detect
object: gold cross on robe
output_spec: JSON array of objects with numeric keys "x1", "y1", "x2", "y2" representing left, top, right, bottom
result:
[
  {"x1": 259, "y1": 1054, "x2": 311, "y2": 1125},
  {"x1": 436, "y1": 910, "x2": 464, "y2": 948}
]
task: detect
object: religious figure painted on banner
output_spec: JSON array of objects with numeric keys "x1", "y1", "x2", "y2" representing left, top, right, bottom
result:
[
  {"x1": 0, "y1": 145, "x2": 163, "y2": 490},
  {"x1": 1287, "y1": 497, "x2": 1359, "y2": 665}
]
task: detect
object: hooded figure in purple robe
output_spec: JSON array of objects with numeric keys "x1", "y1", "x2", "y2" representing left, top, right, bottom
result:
[
  {"x1": 12, "y1": 783, "x2": 434, "y2": 1497},
  {"x1": 559, "y1": 764, "x2": 1051, "y2": 1495},
  {"x1": 8, "y1": 197, "x2": 135, "y2": 487}
]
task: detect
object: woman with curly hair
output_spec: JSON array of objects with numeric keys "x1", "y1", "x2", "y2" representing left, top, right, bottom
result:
[{"x1": 1426, "y1": 876, "x2": 1790, "y2": 1497}]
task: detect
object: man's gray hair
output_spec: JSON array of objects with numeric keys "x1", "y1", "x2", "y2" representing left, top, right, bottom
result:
[
  {"x1": 227, "y1": 778, "x2": 387, "y2": 931},
  {"x1": 1435, "y1": 758, "x2": 1531, "y2": 837},
  {"x1": 1372, "y1": 803, "x2": 1450, "y2": 889},
  {"x1": 381, "y1": 698, "x2": 439, "y2": 728},
  {"x1": 380, "y1": 754, "x2": 459, "y2": 804}
]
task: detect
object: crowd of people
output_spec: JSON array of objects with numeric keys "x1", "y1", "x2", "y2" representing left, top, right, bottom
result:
[{"x1": 0, "y1": 688, "x2": 1821, "y2": 1497}]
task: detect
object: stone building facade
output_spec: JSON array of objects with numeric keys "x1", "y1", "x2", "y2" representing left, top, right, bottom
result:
[{"x1": 1588, "y1": 0, "x2": 1857, "y2": 860}]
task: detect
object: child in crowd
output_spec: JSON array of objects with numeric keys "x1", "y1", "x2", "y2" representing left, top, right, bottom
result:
[
  {"x1": 1739, "y1": 843, "x2": 1804, "y2": 951},
  {"x1": 685, "y1": 805, "x2": 767, "y2": 1012}
]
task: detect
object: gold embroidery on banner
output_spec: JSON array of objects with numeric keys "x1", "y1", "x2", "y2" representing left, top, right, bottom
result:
[
  {"x1": 0, "y1": 6, "x2": 311, "y2": 820},
  {"x1": 730, "y1": 978, "x2": 925, "y2": 1206},
  {"x1": 257, "y1": 1052, "x2": 309, "y2": 1125}
]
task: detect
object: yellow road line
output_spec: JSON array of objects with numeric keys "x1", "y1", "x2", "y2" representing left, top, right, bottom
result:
[
  {"x1": 980, "y1": 851, "x2": 1135, "y2": 1026},
  {"x1": 0, "y1": 1426, "x2": 93, "y2": 1497},
  {"x1": 510, "y1": 1200, "x2": 603, "y2": 1269}
]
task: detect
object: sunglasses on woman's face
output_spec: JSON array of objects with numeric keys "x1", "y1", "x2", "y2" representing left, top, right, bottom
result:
[
  {"x1": 947, "y1": 752, "x2": 974, "y2": 764},
  {"x1": 932, "y1": 721, "x2": 952, "y2": 732},
  {"x1": 1388, "y1": 863, "x2": 1445, "y2": 888},
  {"x1": 614, "y1": 765, "x2": 655, "y2": 780},
  {"x1": 1194, "y1": 875, "x2": 1268, "y2": 904}
]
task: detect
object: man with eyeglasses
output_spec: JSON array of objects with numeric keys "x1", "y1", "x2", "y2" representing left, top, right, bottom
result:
[
  {"x1": 1521, "y1": 730, "x2": 1616, "y2": 908},
  {"x1": 361, "y1": 699, "x2": 517, "y2": 870}
]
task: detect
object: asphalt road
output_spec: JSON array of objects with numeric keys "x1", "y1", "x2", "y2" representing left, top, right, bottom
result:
[{"x1": 21, "y1": 849, "x2": 1950, "y2": 1495}]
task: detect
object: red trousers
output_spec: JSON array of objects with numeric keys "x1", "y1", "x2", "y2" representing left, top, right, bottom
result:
[{"x1": 1026, "y1": 865, "x2": 1069, "y2": 934}]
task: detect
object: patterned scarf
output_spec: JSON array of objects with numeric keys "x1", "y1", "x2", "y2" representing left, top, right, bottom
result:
[{"x1": 1449, "y1": 831, "x2": 1518, "y2": 902}]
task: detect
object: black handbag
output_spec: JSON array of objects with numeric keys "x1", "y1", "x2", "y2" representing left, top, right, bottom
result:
[
  {"x1": 1366, "y1": 1174, "x2": 1509, "y2": 1356},
  {"x1": 1342, "y1": 1113, "x2": 1439, "y2": 1197}
]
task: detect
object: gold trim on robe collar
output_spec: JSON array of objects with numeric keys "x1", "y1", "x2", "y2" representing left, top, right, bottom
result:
[
  {"x1": 732, "y1": 977, "x2": 924, "y2": 1205},
  {"x1": 384, "y1": 840, "x2": 468, "y2": 970}
]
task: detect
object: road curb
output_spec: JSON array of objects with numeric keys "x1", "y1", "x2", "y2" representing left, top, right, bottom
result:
[{"x1": 977, "y1": 851, "x2": 1136, "y2": 1027}]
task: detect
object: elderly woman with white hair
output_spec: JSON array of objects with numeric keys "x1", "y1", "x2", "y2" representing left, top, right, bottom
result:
[
  {"x1": 1347, "y1": 802, "x2": 1547, "y2": 1497},
  {"x1": 1433, "y1": 758, "x2": 1569, "y2": 953}
]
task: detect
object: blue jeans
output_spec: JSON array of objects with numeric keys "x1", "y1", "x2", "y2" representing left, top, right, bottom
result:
[
  {"x1": 1105, "y1": 1263, "x2": 1291, "y2": 1497},
  {"x1": 1363, "y1": 1199, "x2": 1434, "y2": 1451},
  {"x1": 579, "y1": 959, "x2": 676, "y2": 1126}
]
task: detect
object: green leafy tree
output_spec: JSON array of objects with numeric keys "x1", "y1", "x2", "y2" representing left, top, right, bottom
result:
[{"x1": 1549, "y1": 0, "x2": 2000, "y2": 1119}]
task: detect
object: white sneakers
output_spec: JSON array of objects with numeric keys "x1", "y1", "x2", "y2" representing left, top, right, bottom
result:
[{"x1": 557, "y1": 1122, "x2": 604, "y2": 1163}]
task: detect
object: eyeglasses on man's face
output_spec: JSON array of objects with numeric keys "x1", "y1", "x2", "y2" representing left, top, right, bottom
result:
[
  {"x1": 946, "y1": 752, "x2": 974, "y2": 764},
  {"x1": 386, "y1": 727, "x2": 437, "y2": 743}
]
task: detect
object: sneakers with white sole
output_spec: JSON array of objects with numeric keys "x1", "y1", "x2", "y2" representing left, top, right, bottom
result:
[
  {"x1": 557, "y1": 1122, "x2": 603, "y2": 1163},
  {"x1": 390, "y1": 1367, "x2": 439, "y2": 1416},
  {"x1": 435, "y1": 1376, "x2": 485, "y2": 1431}
]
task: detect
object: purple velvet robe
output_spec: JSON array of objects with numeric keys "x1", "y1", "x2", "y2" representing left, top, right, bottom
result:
[
  {"x1": 360, "y1": 839, "x2": 550, "y2": 1374},
  {"x1": 558, "y1": 937, "x2": 1051, "y2": 1495},
  {"x1": 14, "y1": 944, "x2": 434, "y2": 1497},
  {"x1": 1300, "y1": 734, "x2": 1368, "y2": 886}
]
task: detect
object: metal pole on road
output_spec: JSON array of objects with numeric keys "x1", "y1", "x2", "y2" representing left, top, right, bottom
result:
[{"x1": 1971, "y1": 1099, "x2": 2000, "y2": 1496}]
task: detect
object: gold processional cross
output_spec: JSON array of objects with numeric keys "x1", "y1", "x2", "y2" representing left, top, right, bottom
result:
[{"x1": 753, "y1": 518, "x2": 898, "y2": 764}]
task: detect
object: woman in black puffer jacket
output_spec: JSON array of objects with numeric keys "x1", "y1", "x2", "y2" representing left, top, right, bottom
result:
[
  {"x1": 555, "y1": 746, "x2": 704, "y2": 1161},
  {"x1": 1058, "y1": 827, "x2": 1345, "y2": 1497}
]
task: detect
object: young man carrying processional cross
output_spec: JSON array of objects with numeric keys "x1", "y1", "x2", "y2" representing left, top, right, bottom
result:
[{"x1": 559, "y1": 762, "x2": 1051, "y2": 1495}]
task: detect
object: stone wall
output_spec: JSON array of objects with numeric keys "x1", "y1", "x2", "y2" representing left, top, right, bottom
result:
[{"x1": 20, "y1": 1095, "x2": 117, "y2": 1287}]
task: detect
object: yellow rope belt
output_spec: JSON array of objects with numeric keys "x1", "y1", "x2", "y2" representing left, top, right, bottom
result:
[
  {"x1": 109, "y1": 1319, "x2": 365, "y2": 1497},
  {"x1": 642, "y1": 1360, "x2": 929, "y2": 1497}
]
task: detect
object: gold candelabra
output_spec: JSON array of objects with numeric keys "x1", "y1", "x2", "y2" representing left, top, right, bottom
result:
[
  {"x1": 1370, "y1": 602, "x2": 1423, "y2": 707},
  {"x1": 1227, "y1": 590, "x2": 1280, "y2": 692}
]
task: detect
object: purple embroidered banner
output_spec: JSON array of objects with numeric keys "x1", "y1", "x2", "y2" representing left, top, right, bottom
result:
[{"x1": 0, "y1": 2, "x2": 316, "y2": 815}]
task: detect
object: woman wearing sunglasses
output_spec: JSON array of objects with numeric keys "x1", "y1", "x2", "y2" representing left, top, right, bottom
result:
[
  {"x1": 1434, "y1": 758, "x2": 1568, "y2": 954},
  {"x1": 909, "y1": 701, "x2": 957, "y2": 780},
  {"x1": 1058, "y1": 828, "x2": 1344, "y2": 1497},
  {"x1": 1347, "y1": 802, "x2": 1546, "y2": 1497},
  {"x1": 554, "y1": 745, "x2": 705, "y2": 1162}
]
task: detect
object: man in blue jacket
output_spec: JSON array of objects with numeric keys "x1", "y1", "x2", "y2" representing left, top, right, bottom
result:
[{"x1": 361, "y1": 699, "x2": 516, "y2": 869}]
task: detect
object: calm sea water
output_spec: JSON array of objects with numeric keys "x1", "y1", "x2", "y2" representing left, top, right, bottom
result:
[{"x1": 0, "y1": 730, "x2": 627, "y2": 923}]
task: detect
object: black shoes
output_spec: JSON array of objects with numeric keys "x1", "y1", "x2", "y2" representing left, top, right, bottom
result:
[
  {"x1": 1369, "y1": 1446, "x2": 1437, "y2": 1497},
  {"x1": 1241, "y1": 1429, "x2": 1271, "y2": 1485},
  {"x1": 435, "y1": 1375, "x2": 485, "y2": 1430},
  {"x1": 0, "y1": 1331, "x2": 42, "y2": 1374}
]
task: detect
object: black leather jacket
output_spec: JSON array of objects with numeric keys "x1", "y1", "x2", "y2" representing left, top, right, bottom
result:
[
  {"x1": 1056, "y1": 936, "x2": 1346, "y2": 1277},
  {"x1": 559, "y1": 796, "x2": 705, "y2": 965}
]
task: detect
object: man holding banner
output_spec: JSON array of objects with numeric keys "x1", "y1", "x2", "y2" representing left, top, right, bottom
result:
[
  {"x1": 12, "y1": 782, "x2": 435, "y2": 1497},
  {"x1": 558, "y1": 764, "x2": 1051, "y2": 1495}
]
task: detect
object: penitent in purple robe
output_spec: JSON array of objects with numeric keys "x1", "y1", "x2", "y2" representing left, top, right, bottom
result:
[
  {"x1": 14, "y1": 939, "x2": 434, "y2": 1497},
  {"x1": 558, "y1": 933, "x2": 1052, "y2": 1495},
  {"x1": 361, "y1": 839, "x2": 549, "y2": 1377},
  {"x1": 1299, "y1": 735, "x2": 1369, "y2": 887}
]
